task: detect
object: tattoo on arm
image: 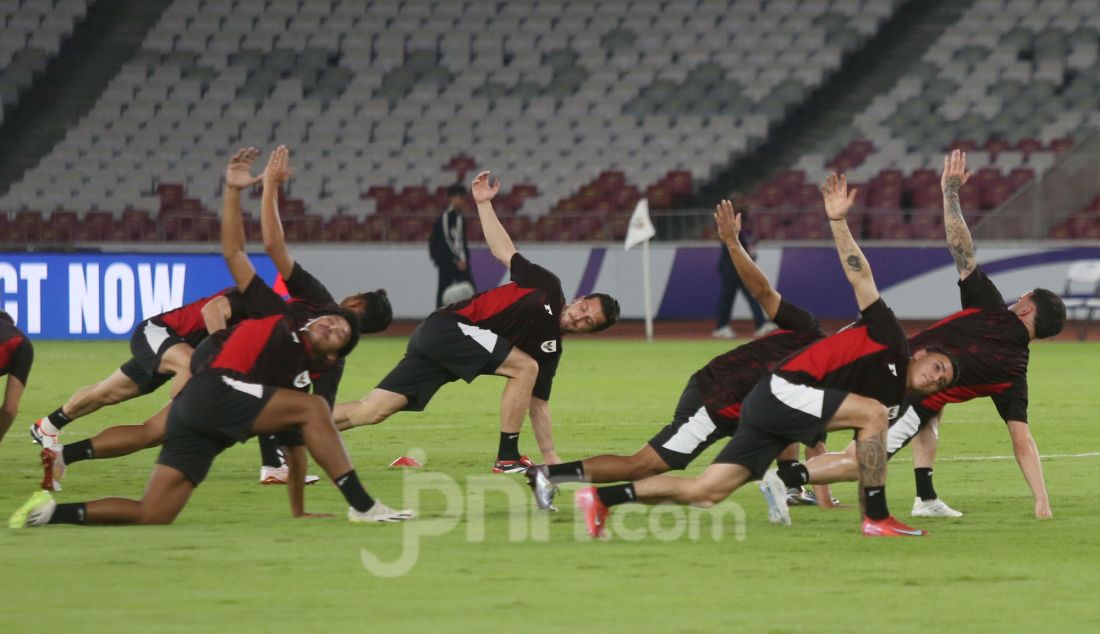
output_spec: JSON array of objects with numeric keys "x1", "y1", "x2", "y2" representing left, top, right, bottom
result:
[
  {"x1": 943, "y1": 190, "x2": 976, "y2": 274},
  {"x1": 846, "y1": 255, "x2": 863, "y2": 272},
  {"x1": 856, "y1": 431, "x2": 887, "y2": 487}
]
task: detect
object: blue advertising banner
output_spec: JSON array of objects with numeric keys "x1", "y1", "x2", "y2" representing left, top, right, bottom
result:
[{"x1": 0, "y1": 253, "x2": 276, "y2": 339}]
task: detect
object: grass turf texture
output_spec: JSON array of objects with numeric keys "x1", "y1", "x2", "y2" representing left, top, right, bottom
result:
[{"x1": 1, "y1": 338, "x2": 1098, "y2": 633}]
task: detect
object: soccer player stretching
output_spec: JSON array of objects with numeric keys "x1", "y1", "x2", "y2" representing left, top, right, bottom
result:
[
  {"x1": 525, "y1": 200, "x2": 830, "y2": 511},
  {"x1": 333, "y1": 170, "x2": 620, "y2": 472},
  {"x1": 576, "y1": 174, "x2": 958, "y2": 538}
]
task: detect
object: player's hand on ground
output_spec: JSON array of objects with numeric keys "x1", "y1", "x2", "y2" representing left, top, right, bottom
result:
[
  {"x1": 294, "y1": 512, "x2": 337, "y2": 519},
  {"x1": 821, "y1": 173, "x2": 857, "y2": 220},
  {"x1": 471, "y1": 170, "x2": 500, "y2": 203},
  {"x1": 263, "y1": 144, "x2": 293, "y2": 188},
  {"x1": 1035, "y1": 500, "x2": 1052, "y2": 519},
  {"x1": 714, "y1": 199, "x2": 742, "y2": 245},
  {"x1": 941, "y1": 149, "x2": 971, "y2": 194},
  {"x1": 225, "y1": 147, "x2": 263, "y2": 190}
]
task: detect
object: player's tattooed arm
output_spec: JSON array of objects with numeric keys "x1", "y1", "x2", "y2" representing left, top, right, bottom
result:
[
  {"x1": 821, "y1": 173, "x2": 880, "y2": 310},
  {"x1": 940, "y1": 150, "x2": 977, "y2": 280},
  {"x1": 715, "y1": 199, "x2": 782, "y2": 319},
  {"x1": 471, "y1": 170, "x2": 518, "y2": 268}
]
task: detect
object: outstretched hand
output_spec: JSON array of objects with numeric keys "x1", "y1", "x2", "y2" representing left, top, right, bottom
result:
[
  {"x1": 714, "y1": 199, "x2": 742, "y2": 245},
  {"x1": 941, "y1": 149, "x2": 971, "y2": 194},
  {"x1": 821, "y1": 173, "x2": 858, "y2": 220},
  {"x1": 225, "y1": 147, "x2": 263, "y2": 190},
  {"x1": 263, "y1": 145, "x2": 293, "y2": 188},
  {"x1": 471, "y1": 170, "x2": 500, "y2": 203}
]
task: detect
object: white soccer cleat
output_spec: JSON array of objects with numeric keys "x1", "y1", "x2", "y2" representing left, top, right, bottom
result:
[
  {"x1": 29, "y1": 418, "x2": 60, "y2": 449},
  {"x1": 758, "y1": 470, "x2": 792, "y2": 525},
  {"x1": 259, "y1": 465, "x2": 320, "y2": 486},
  {"x1": 9, "y1": 491, "x2": 56, "y2": 528},
  {"x1": 911, "y1": 497, "x2": 963, "y2": 518},
  {"x1": 347, "y1": 502, "x2": 415, "y2": 524}
]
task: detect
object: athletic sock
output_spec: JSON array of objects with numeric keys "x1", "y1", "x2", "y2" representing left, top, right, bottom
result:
[
  {"x1": 595, "y1": 484, "x2": 636, "y2": 508},
  {"x1": 258, "y1": 435, "x2": 284, "y2": 469},
  {"x1": 62, "y1": 439, "x2": 95, "y2": 465},
  {"x1": 547, "y1": 461, "x2": 586, "y2": 482},
  {"x1": 335, "y1": 470, "x2": 376, "y2": 513},
  {"x1": 914, "y1": 468, "x2": 937, "y2": 501},
  {"x1": 777, "y1": 460, "x2": 809, "y2": 488},
  {"x1": 49, "y1": 503, "x2": 87, "y2": 525},
  {"x1": 47, "y1": 407, "x2": 73, "y2": 431},
  {"x1": 497, "y1": 432, "x2": 520, "y2": 461},
  {"x1": 863, "y1": 485, "x2": 889, "y2": 521}
]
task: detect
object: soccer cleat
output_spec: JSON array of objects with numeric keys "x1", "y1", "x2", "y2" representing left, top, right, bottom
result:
[
  {"x1": 786, "y1": 486, "x2": 816, "y2": 506},
  {"x1": 911, "y1": 497, "x2": 963, "y2": 518},
  {"x1": 29, "y1": 418, "x2": 59, "y2": 448},
  {"x1": 525, "y1": 465, "x2": 559, "y2": 512},
  {"x1": 861, "y1": 515, "x2": 929, "y2": 537},
  {"x1": 259, "y1": 465, "x2": 320, "y2": 486},
  {"x1": 574, "y1": 487, "x2": 609, "y2": 538},
  {"x1": 491, "y1": 455, "x2": 535, "y2": 474},
  {"x1": 711, "y1": 325, "x2": 736, "y2": 339},
  {"x1": 9, "y1": 491, "x2": 56, "y2": 528},
  {"x1": 42, "y1": 447, "x2": 65, "y2": 492},
  {"x1": 347, "y1": 502, "x2": 415, "y2": 523},
  {"x1": 758, "y1": 470, "x2": 792, "y2": 525}
]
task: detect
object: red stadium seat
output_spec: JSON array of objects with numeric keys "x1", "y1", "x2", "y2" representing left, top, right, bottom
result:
[
  {"x1": 43, "y1": 211, "x2": 78, "y2": 243},
  {"x1": 1050, "y1": 137, "x2": 1074, "y2": 154},
  {"x1": 12, "y1": 211, "x2": 44, "y2": 242},
  {"x1": 156, "y1": 183, "x2": 184, "y2": 210}
]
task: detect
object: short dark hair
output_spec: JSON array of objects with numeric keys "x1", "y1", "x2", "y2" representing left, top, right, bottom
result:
[
  {"x1": 356, "y1": 289, "x2": 393, "y2": 334},
  {"x1": 447, "y1": 184, "x2": 467, "y2": 198},
  {"x1": 922, "y1": 345, "x2": 961, "y2": 389},
  {"x1": 585, "y1": 293, "x2": 620, "y2": 333},
  {"x1": 1031, "y1": 287, "x2": 1065, "y2": 339},
  {"x1": 336, "y1": 309, "x2": 361, "y2": 358}
]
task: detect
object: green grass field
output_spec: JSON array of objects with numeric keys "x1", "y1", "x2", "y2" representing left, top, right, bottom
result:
[{"x1": 2, "y1": 337, "x2": 1099, "y2": 633}]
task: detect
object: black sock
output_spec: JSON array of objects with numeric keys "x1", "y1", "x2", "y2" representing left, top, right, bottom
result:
[
  {"x1": 49, "y1": 503, "x2": 87, "y2": 525},
  {"x1": 547, "y1": 461, "x2": 586, "y2": 482},
  {"x1": 595, "y1": 484, "x2": 636, "y2": 508},
  {"x1": 62, "y1": 439, "x2": 95, "y2": 465},
  {"x1": 497, "y1": 432, "x2": 520, "y2": 461},
  {"x1": 864, "y1": 485, "x2": 889, "y2": 520},
  {"x1": 777, "y1": 460, "x2": 809, "y2": 488},
  {"x1": 49, "y1": 407, "x2": 74, "y2": 430},
  {"x1": 335, "y1": 470, "x2": 376, "y2": 513},
  {"x1": 914, "y1": 468, "x2": 937, "y2": 501},
  {"x1": 258, "y1": 435, "x2": 284, "y2": 469}
]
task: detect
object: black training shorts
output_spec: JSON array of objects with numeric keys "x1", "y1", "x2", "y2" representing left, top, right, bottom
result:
[
  {"x1": 647, "y1": 376, "x2": 737, "y2": 470},
  {"x1": 156, "y1": 373, "x2": 276, "y2": 486},
  {"x1": 377, "y1": 313, "x2": 512, "y2": 411},
  {"x1": 119, "y1": 318, "x2": 187, "y2": 395}
]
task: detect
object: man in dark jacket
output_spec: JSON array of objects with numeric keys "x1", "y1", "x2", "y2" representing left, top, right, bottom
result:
[{"x1": 429, "y1": 184, "x2": 475, "y2": 307}]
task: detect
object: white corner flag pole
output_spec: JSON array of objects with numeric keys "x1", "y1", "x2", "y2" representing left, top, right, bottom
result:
[{"x1": 624, "y1": 198, "x2": 657, "y2": 342}]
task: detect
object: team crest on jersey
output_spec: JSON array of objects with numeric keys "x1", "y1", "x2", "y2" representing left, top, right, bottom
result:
[
  {"x1": 887, "y1": 363, "x2": 897, "y2": 376},
  {"x1": 540, "y1": 340, "x2": 558, "y2": 353},
  {"x1": 293, "y1": 370, "x2": 312, "y2": 388}
]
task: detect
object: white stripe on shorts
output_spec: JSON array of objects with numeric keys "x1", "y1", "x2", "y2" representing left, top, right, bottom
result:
[
  {"x1": 770, "y1": 374, "x2": 825, "y2": 418},
  {"x1": 143, "y1": 321, "x2": 171, "y2": 354},
  {"x1": 221, "y1": 376, "x2": 264, "y2": 399},
  {"x1": 888, "y1": 405, "x2": 921, "y2": 454},
  {"x1": 457, "y1": 322, "x2": 499, "y2": 353},
  {"x1": 661, "y1": 406, "x2": 717, "y2": 455}
]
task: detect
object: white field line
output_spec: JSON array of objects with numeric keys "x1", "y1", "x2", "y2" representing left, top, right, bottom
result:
[{"x1": 894, "y1": 451, "x2": 1100, "y2": 463}]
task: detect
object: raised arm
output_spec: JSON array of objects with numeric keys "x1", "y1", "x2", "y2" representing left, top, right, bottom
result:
[
  {"x1": 260, "y1": 145, "x2": 296, "y2": 278},
  {"x1": 822, "y1": 173, "x2": 879, "y2": 310},
  {"x1": 941, "y1": 149, "x2": 977, "y2": 280},
  {"x1": 222, "y1": 147, "x2": 263, "y2": 292},
  {"x1": 715, "y1": 199, "x2": 781, "y2": 318},
  {"x1": 471, "y1": 170, "x2": 517, "y2": 268}
]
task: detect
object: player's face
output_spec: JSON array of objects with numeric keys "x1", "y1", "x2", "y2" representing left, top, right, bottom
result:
[
  {"x1": 906, "y1": 351, "x2": 955, "y2": 395},
  {"x1": 304, "y1": 315, "x2": 352, "y2": 357},
  {"x1": 560, "y1": 297, "x2": 605, "y2": 334}
]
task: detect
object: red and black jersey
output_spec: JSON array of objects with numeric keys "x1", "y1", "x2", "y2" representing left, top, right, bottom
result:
[
  {"x1": 445, "y1": 252, "x2": 565, "y2": 400},
  {"x1": 909, "y1": 266, "x2": 1030, "y2": 423},
  {"x1": 153, "y1": 288, "x2": 244, "y2": 347},
  {"x1": 193, "y1": 276, "x2": 333, "y2": 392},
  {"x1": 695, "y1": 299, "x2": 825, "y2": 426},
  {"x1": 775, "y1": 298, "x2": 909, "y2": 409},
  {"x1": 0, "y1": 314, "x2": 33, "y2": 386}
]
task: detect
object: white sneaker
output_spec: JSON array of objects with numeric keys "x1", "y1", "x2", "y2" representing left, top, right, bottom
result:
[
  {"x1": 911, "y1": 497, "x2": 963, "y2": 518},
  {"x1": 758, "y1": 470, "x2": 792, "y2": 525},
  {"x1": 43, "y1": 446, "x2": 65, "y2": 492},
  {"x1": 347, "y1": 502, "x2": 415, "y2": 523},
  {"x1": 29, "y1": 418, "x2": 60, "y2": 449},
  {"x1": 259, "y1": 465, "x2": 320, "y2": 486},
  {"x1": 711, "y1": 325, "x2": 736, "y2": 339},
  {"x1": 754, "y1": 322, "x2": 779, "y2": 337},
  {"x1": 9, "y1": 491, "x2": 56, "y2": 528}
]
